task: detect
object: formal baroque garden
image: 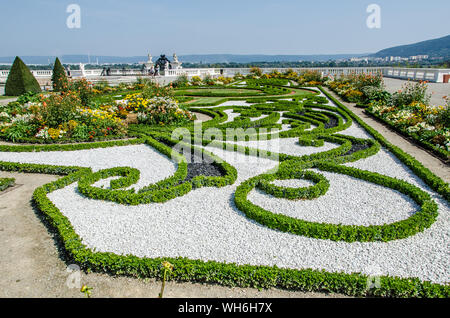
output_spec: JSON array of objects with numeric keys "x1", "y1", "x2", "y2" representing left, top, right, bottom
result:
[{"x1": 0, "y1": 60, "x2": 449, "y2": 297}]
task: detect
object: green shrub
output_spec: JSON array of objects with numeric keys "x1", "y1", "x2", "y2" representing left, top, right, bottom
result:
[
  {"x1": 72, "y1": 124, "x2": 91, "y2": 139},
  {"x1": 361, "y1": 86, "x2": 391, "y2": 104},
  {"x1": 6, "y1": 120, "x2": 33, "y2": 142},
  {"x1": 69, "y1": 78, "x2": 93, "y2": 106},
  {"x1": 172, "y1": 74, "x2": 189, "y2": 88},
  {"x1": 0, "y1": 177, "x2": 15, "y2": 191},
  {"x1": 16, "y1": 91, "x2": 40, "y2": 104},
  {"x1": 5, "y1": 56, "x2": 41, "y2": 96},
  {"x1": 31, "y1": 92, "x2": 80, "y2": 128},
  {"x1": 51, "y1": 57, "x2": 68, "y2": 92},
  {"x1": 249, "y1": 67, "x2": 263, "y2": 77},
  {"x1": 391, "y1": 81, "x2": 430, "y2": 107}
]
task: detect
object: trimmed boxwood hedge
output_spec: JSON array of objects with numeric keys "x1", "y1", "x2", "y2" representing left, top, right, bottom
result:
[
  {"x1": 0, "y1": 137, "x2": 145, "y2": 153},
  {"x1": 5, "y1": 56, "x2": 41, "y2": 96},
  {"x1": 0, "y1": 133, "x2": 135, "y2": 146},
  {"x1": 257, "y1": 170, "x2": 329, "y2": 200},
  {"x1": 235, "y1": 161, "x2": 438, "y2": 242},
  {"x1": 298, "y1": 136, "x2": 325, "y2": 147},
  {"x1": 51, "y1": 57, "x2": 68, "y2": 92}
]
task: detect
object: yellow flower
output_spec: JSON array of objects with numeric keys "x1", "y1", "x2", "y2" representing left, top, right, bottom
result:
[{"x1": 162, "y1": 261, "x2": 173, "y2": 271}]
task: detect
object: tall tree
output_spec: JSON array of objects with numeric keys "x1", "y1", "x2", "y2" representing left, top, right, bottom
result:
[
  {"x1": 51, "y1": 57, "x2": 68, "y2": 91},
  {"x1": 5, "y1": 56, "x2": 41, "y2": 96}
]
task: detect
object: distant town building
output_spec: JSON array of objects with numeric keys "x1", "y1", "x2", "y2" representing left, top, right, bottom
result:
[{"x1": 410, "y1": 55, "x2": 429, "y2": 60}]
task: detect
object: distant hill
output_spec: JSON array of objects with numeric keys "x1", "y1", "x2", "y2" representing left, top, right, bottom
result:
[
  {"x1": 372, "y1": 34, "x2": 450, "y2": 58},
  {"x1": 0, "y1": 53, "x2": 366, "y2": 65},
  {"x1": 177, "y1": 54, "x2": 365, "y2": 63}
]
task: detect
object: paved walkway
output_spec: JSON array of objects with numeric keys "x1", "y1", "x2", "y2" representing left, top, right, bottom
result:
[
  {"x1": 383, "y1": 77, "x2": 449, "y2": 106},
  {"x1": 192, "y1": 111, "x2": 213, "y2": 122},
  {"x1": 324, "y1": 87, "x2": 449, "y2": 183},
  {"x1": 0, "y1": 97, "x2": 17, "y2": 106}
]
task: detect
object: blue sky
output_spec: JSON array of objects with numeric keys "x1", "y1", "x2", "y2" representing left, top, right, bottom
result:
[{"x1": 0, "y1": 0, "x2": 449, "y2": 56}]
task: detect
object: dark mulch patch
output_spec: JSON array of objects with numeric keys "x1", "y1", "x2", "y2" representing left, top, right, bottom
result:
[
  {"x1": 147, "y1": 136, "x2": 225, "y2": 182},
  {"x1": 342, "y1": 142, "x2": 370, "y2": 156},
  {"x1": 185, "y1": 152, "x2": 224, "y2": 182},
  {"x1": 324, "y1": 116, "x2": 339, "y2": 129}
]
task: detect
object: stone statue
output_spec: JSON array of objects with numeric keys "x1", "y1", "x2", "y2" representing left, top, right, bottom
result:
[
  {"x1": 155, "y1": 54, "x2": 171, "y2": 72},
  {"x1": 79, "y1": 63, "x2": 86, "y2": 77},
  {"x1": 171, "y1": 53, "x2": 182, "y2": 70}
]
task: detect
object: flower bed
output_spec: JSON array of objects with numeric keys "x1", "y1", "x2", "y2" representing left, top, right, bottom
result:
[
  {"x1": 0, "y1": 89, "x2": 127, "y2": 143},
  {"x1": 326, "y1": 75, "x2": 449, "y2": 160},
  {"x1": 367, "y1": 99, "x2": 449, "y2": 160},
  {"x1": 0, "y1": 79, "x2": 197, "y2": 143},
  {"x1": 123, "y1": 94, "x2": 193, "y2": 126}
]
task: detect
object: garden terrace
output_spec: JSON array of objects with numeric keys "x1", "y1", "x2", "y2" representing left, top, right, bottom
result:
[{"x1": 0, "y1": 79, "x2": 449, "y2": 298}]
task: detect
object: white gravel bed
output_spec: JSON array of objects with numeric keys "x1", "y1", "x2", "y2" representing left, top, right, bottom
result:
[
  {"x1": 338, "y1": 122, "x2": 375, "y2": 139},
  {"x1": 279, "y1": 124, "x2": 293, "y2": 133},
  {"x1": 46, "y1": 142, "x2": 449, "y2": 284},
  {"x1": 271, "y1": 178, "x2": 315, "y2": 188},
  {"x1": 222, "y1": 109, "x2": 241, "y2": 124},
  {"x1": 221, "y1": 110, "x2": 268, "y2": 125},
  {"x1": 207, "y1": 100, "x2": 253, "y2": 108},
  {"x1": 248, "y1": 169, "x2": 418, "y2": 226},
  {"x1": 303, "y1": 87, "x2": 320, "y2": 92},
  {"x1": 345, "y1": 148, "x2": 447, "y2": 195},
  {"x1": 0, "y1": 144, "x2": 177, "y2": 190}
]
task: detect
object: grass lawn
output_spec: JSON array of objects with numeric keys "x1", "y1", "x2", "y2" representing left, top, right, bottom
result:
[
  {"x1": 181, "y1": 87, "x2": 315, "y2": 106},
  {"x1": 175, "y1": 87, "x2": 265, "y2": 97}
]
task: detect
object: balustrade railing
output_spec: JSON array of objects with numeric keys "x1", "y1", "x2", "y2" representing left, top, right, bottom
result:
[{"x1": 1, "y1": 67, "x2": 449, "y2": 83}]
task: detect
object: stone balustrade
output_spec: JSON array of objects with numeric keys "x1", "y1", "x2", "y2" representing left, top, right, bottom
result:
[
  {"x1": 1, "y1": 66, "x2": 449, "y2": 84},
  {"x1": 383, "y1": 67, "x2": 450, "y2": 82}
]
